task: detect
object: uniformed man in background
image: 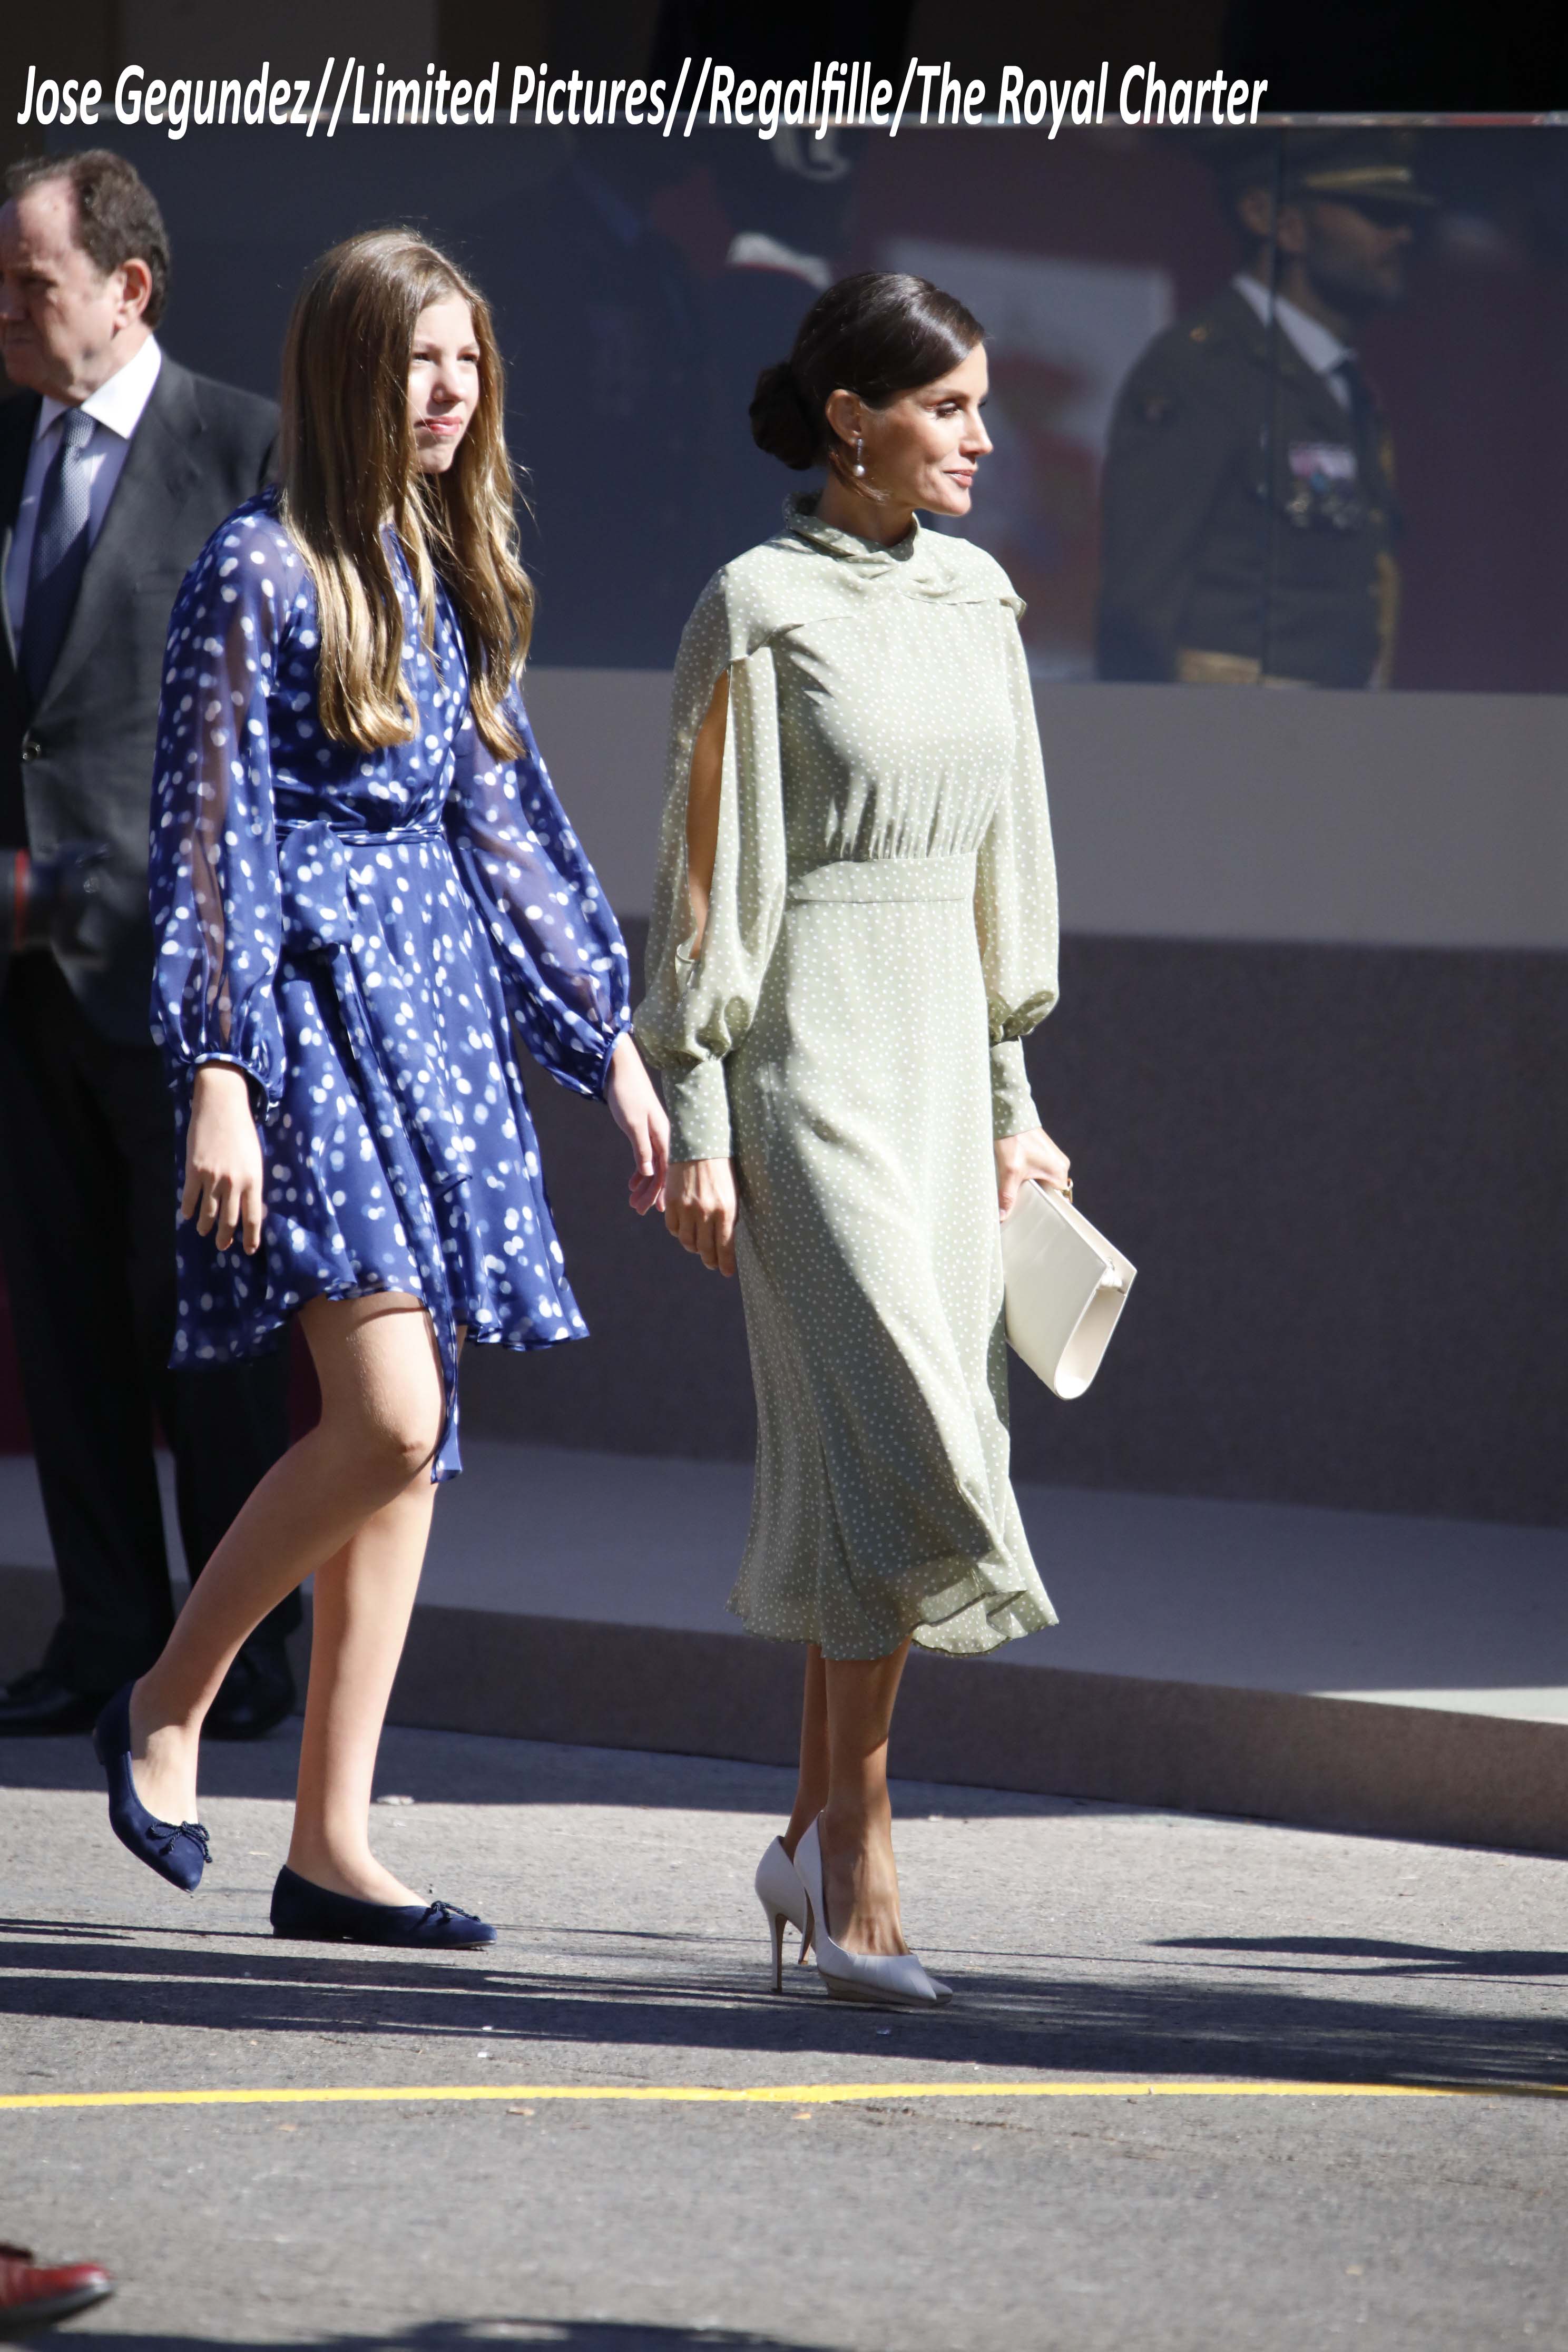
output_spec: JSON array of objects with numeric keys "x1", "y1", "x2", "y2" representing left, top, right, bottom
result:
[{"x1": 1096, "y1": 131, "x2": 1434, "y2": 688}]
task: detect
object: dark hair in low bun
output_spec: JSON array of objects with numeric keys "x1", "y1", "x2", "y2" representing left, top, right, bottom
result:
[
  {"x1": 749, "y1": 271, "x2": 984, "y2": 475},
  {"x1": 749, "y1": 360, "x2": 821, "y2": 470}
]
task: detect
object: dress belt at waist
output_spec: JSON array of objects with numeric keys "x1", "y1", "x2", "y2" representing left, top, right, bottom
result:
[
  {"x1": 274, "y1": 817, "x2": 447, "y2": 851},
  {"x1": 785, "y1": 851, "x2": 977, "y2": 906}
]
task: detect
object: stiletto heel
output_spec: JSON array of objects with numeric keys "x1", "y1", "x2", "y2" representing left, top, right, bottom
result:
[
  {"x1": 754, "y1": 1836, "x2": 809, "y2": 1992},
  {"x1": 794, "y1": 1817, "x2": 952, "y2": 2011},
  {"x1": 92, "y1": 1682, "x2": 210, "y2": 1894}
]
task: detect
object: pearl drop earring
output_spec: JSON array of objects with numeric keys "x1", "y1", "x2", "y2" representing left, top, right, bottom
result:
[{"x1": 852, "y1": 435, "x2": 866, "y2": 478}]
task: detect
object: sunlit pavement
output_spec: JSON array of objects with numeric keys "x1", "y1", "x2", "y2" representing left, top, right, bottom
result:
[{"x1": 2, "y1": 1723, "x2": 1564, "y2": 2352}]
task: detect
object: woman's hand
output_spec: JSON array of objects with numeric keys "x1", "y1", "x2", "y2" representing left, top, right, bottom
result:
[
  {"x1": 995, "y1": 1126, "x2": 1072, "y2": 1223},
  {"x1": 181, "y1": 1063, "x2": 266, "y2": 1254},
  {"x1": 664, "y1": 1157, "x2": 739, "y2": 1277},
  {"x1": 605, "y1": 1033, "x2": 670, "y2": 1216}
]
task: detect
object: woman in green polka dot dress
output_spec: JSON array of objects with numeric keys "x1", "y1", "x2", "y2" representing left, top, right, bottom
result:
[{"x1": 636, "y1": 274, "x2": 1072, "y2": 2010}]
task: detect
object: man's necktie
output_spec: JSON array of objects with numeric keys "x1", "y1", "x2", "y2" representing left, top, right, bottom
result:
[
  {"x1": 19, "y1": 407, "x2": 96, "y2": 710},
  {"x1": 1331, "y1": 355, "x2": 1375, "y2": 436}
]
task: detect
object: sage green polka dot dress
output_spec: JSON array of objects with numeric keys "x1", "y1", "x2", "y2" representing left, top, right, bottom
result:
[{"x1": 635, "y1": 495, "x2": 1061, "y2": 1661}]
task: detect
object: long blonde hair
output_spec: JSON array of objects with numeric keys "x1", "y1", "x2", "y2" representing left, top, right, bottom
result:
[{"x1": 279, "y1": 228, "x2": 533, "y2": 757}]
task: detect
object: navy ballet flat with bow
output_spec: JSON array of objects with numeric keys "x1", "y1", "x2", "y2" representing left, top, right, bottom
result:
[
  {"x1": 270, "y1": 1865, "x2": 497, "y2": 1947},
  {"x1": 91, "y1": 1683, "x2": 211, "y2": 1894}
]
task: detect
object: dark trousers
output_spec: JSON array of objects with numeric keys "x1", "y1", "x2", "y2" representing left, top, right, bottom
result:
[{"x1": 0, "y1": 954, "x2": 295, "y2": 1694}]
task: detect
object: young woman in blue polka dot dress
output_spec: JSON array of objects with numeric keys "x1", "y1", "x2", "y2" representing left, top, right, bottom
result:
[{"x1": 92, "y1": 230, "x2": 668, "y2": 1946}]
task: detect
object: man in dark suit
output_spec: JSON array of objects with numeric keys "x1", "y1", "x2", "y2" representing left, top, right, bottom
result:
[
  {"x1": 1097, "y1": 132, "x2": 1432, "y2": 689},
  {"x1": 0, "y1": 149, "x2": 295, "y2": 1737}
]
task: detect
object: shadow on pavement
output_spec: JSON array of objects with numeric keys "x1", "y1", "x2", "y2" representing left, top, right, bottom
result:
[
  {"x1": 1, "y1": 1926, "x2": 1564, "y2": 2091},
  {"x1": 1157, "y1": 1935, "x2": 1568, "y2": 1978},
  {"x1": 49, "y1": 2324, "x2": 817, "y2": 2350}
]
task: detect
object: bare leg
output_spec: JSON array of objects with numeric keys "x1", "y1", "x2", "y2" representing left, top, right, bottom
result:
[
  {"x1": 781, "y1": 1644, "x2": 829, "y2": 1860},
  {"x1": 817, "y1": 1640, "x2": 913, "y2": 1959},
  {"x1": 283, "y1": 1473, "x2": 437, "y2": 1905},
  {"x1": 126, "y1": 1293, "x2": 446, "y2": 1828}
]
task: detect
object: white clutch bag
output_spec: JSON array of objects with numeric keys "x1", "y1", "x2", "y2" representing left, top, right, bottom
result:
[{"x1": 1000, "y1": 1181, "x2": 1136, "y2": 1399}]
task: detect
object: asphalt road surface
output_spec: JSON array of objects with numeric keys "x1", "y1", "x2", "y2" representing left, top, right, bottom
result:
[{"x1": 2, "y1": 1723, "x2": 1564, "y2": 2352}]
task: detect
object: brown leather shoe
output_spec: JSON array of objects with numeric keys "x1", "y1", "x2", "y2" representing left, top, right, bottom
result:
[{"x1": 0, "y1": 2244, "x2": 114, "y2": 2337}]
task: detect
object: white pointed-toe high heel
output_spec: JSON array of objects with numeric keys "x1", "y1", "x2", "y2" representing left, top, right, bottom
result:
[
  {"x1": 793, "y1": 1817, "x2": 953, "y2": 2011},
  {"x1": 754, "y1": 1836, "x2": 811, "y2": 1992}
]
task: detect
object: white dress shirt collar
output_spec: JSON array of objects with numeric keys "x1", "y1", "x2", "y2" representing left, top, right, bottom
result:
[
  {"x1": 35, "y1": 334, "x2": 163, "y2": 445},
  {"x1": 1231, "y1": 274, "x2": 1354, "y2": 382}
]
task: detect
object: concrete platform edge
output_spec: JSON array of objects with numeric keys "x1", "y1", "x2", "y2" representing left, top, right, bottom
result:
[
  {"x1": 386, "y1": 1599, "x2": 1568, "y2": 1859},
  {"x1": 4, "y1": 1565, "x2": 1562, "y2": 1857}
]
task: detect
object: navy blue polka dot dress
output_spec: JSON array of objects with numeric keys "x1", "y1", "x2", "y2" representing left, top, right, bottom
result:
[{"x1": 149, "y1": 492, "x2": 631, "y2": 1478}]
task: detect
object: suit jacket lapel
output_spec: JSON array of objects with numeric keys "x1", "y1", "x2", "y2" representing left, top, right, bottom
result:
[
  {"x1": 1288, "y1": 353, "x2": 1360, "y2": 444},
  {"x1": 1223, "y1": 290, "x2": 1360, "y2": 447},
  {"x1": 34, "y1": 358, "x2": 202, "y2": 718},
  {"x1": 0, "y1": 394, "x2": 42, "y2": 681}
]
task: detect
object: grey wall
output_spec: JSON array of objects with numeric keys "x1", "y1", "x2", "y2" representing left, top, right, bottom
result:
[
  {"x1": 526, "y1": 670, "x2": 1568, "y2": 948},
  {"x1": 461, "y1": 677, "x2": 1568, "y2": 1527},
  {"x1": 465, "y1": 918, "x2": 1568, "y2": 1529}
]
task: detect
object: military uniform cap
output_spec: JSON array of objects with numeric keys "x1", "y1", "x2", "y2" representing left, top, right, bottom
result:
[{"x1": 1194, "y1": 127, "x2": 1435, "y2": 208}]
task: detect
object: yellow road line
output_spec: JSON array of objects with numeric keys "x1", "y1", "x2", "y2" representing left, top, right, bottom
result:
[{"x1": 2, "y1": 2078, "x2": 1562, "y2": 2113}]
